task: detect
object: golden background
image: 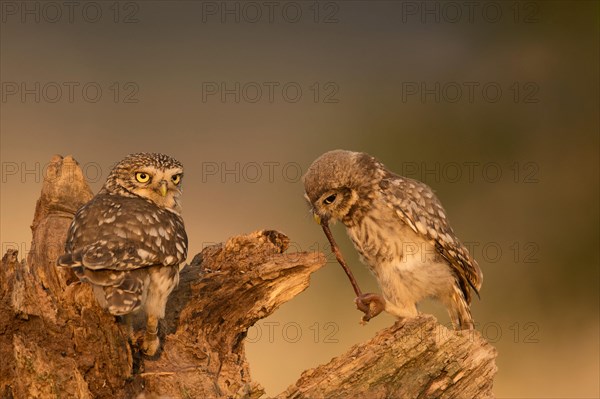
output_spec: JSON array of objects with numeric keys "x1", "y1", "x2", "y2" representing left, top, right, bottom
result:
[{"x1": 1, "y1": 1, "x2": 598, "y2": 397}]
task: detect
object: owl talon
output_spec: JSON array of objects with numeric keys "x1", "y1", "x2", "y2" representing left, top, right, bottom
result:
[
  {"x1": 141, "y1": 332, "x2": 160, "y2": 356},
  {"x1": 355, "y1": 293, "x2": 386, "y2": 323}
]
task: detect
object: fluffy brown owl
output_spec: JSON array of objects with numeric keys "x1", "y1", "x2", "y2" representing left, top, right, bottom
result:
[
  {"x1": 303, "y1": 150, "x2": 482, "y2": 330},
  {"x1": 57, "y1": 153, "x2": 188, "y2": 355}
]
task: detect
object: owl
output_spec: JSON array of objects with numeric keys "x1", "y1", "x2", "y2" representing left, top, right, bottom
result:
[
  {"x1": 57, "y1": 153, "x2": 188, "y2": 355},
  {"x1": 303, "y1": 150, "x2": 482, "y2": 330}
]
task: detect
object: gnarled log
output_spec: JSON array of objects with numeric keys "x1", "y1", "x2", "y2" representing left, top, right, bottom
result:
[
  {"x1": 0, "y1": 155, "x2": 496, "y2": 399},
  {"x1": 279, "y1": 316, "x2": 496, "y2": 399}
]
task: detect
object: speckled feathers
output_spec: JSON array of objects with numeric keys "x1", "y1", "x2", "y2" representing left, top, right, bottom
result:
[
  {"x1": 57, "y1": 153, "x2": 187, "y2": 319},
  {"x1": 303, "y1": 150, "x2": 483, "y2": 329}
]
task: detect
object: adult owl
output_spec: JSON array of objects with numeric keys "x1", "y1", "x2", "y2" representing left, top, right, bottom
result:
[
  {"x1": 303, "y1": 150, "x2": 482, "y2": 330},
  {"x1": 57, "y1": 153, "x2": 188, "y2": 355}
]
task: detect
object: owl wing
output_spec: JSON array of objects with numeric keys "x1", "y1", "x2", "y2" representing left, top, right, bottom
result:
[
  {"x1": 57, "y1": 194, "x2": 187, "y2": 315},
  {"x1": 58, "y1": 258, "x2": 146, "y2": 315},
  {"x1": 58, "y1": 194, "x2": 188, "y2": 276},
  {"x1": 380, "y1": 175, "x2": 483, "y2": 302}
]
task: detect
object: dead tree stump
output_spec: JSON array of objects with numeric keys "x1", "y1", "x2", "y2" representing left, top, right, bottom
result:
[{"x1": 0, "y1": 155, "x2": 497, "y2": 398}]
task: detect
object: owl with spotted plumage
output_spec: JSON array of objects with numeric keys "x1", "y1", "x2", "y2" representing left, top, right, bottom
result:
[
  {"x1": 303, "y1": 150, "x2": 483, "y2": 330},
  {"x1": 57, "y1": 153, "x2": 188, "y2": 355}
]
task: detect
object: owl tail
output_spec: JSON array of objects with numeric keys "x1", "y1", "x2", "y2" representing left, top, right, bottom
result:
[
  {"x1": 104, "y1": 275, "x2": 145, "y2": 316},
  {"x1": 58, "y1": 251, "x2": 144, "y2": 316},
  {"x1": 447, "y1": 284, "x2": 475, "y2": 330}
]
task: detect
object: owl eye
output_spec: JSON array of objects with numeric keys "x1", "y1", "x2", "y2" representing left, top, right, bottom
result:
[
  {"x1": 135, "y1": 172, "x2": 151, "y2": 183},
  {"x1": 171, "y1": 174, "x2": 181, "y2": 185},
  {"x1": 323, "y1": 194, "x2": 337, "y2": 205}
]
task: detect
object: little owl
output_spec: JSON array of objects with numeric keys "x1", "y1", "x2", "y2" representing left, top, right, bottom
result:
[
  {"x1": 303, "y1": 150, "x2": 482, "y2": 330},
  {"x1": 57, "y1": 153, "x2": 188, "y2": 355}
]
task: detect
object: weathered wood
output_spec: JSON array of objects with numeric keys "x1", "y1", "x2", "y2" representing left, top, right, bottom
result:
[
  {"x1": 0, "y1": 155, "x2": 497, "y2": 399},
  {"x1": 140, "y1": 230, "x2": 326, "y2": 398},
  {"x1": 279, "y1": 316, "x2": 497, "y2": 399}
]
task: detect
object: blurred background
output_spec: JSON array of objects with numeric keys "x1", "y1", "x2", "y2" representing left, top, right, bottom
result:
[{"x1": 1, "y1": 1, "x2": 598, "y2": 397}]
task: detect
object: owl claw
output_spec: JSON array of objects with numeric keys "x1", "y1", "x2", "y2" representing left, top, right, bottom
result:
[
  {"x1": 141, "y1": 331, "x2": 160, "y2": 356},
  {"x1": 355, "y1": 293, "x2": 386, "y2": 323},
  {"x1": 142, "y1": 330, "x2": 160, "y2": 357}
]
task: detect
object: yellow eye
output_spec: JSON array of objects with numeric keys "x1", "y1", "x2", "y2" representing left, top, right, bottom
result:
[
  {"x1": 171, "y1": 174, "x2": 181, "y2": 185},
  {"x1": 135, "y1": 172, "x2": 151, "y2": 183}
]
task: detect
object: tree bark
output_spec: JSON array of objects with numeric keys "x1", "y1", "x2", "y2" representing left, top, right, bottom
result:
[
  {"x1": 278, "y1": 316, "x2": 496, "y2": 399},
  {"x1": 0, "y1": 155, "x2": 497, "y2": 399}
]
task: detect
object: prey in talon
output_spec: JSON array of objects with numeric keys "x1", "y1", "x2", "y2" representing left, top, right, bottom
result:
[
  {"x1": 303, "y1": 150, "x2": 483, "y2": 330},
  {"x1": 317, "y1": 214, "x2": 385, "y2": 323},
  {"x1": 354, "y1": 293, "x2": 386, "y2": 323}
]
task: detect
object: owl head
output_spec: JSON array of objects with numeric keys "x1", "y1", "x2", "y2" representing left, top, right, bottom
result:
[
  {"x1": 101, "y1": 153, "x2": 184, "y2": 213},
  {"x1": 303, "y1": 150, "x2": 387, "y2": 224}
]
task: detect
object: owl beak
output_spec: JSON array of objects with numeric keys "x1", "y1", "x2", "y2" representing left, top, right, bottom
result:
[
  {"x1": 159, "y1": 181, "x2": 168, "y2": 197},
  {"x1": 313, "y1": 213, "x2": 321, "y2": 225}
]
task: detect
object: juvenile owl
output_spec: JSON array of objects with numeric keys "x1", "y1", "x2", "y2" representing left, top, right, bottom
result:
[
  {"x1": 303, "y1": 150, "x2": 482, "y2": 330},
  {"x1": 57, "y1": 153, "x2": 188, "y2": 355}
]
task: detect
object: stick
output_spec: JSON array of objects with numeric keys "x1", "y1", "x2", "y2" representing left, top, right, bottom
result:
[{"x1": 320, "y1": 223, "x2": 363, "y2": 297}]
